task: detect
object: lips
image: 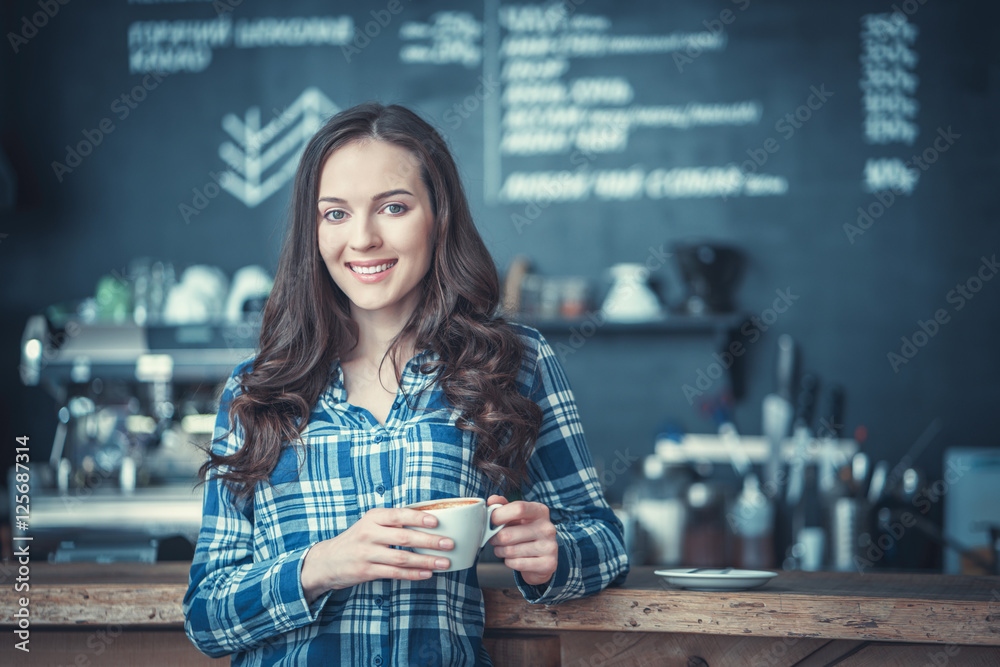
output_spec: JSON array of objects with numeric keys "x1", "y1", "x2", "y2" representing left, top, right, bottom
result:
[
  {"x1": 345, "y1": 260, "x2": 398, "y2": 284},
  {"x1": 348, "y1": 260, "x2": 397, "y2": 275}
]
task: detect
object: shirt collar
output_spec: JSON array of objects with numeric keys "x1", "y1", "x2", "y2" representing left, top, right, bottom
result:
[{"x1": 324, "y1": 348, "x2": 439, "y2": 406}]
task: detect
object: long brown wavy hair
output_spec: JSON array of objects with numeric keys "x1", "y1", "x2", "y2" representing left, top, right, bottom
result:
[{"x1": 201, "y1": 103, "x2": 542, "y2": 503}]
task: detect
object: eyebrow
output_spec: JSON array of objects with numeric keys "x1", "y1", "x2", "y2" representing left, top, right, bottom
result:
[{"x1": 317, "y1": 189, "x2": 415, "y2": 204}]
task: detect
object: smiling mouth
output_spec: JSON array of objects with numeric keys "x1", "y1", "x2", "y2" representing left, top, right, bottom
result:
[{"x1": 349, "y1": 260, "x2": 398, "y2": 275}]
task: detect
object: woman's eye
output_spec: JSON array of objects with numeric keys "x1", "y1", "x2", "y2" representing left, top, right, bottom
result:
[
  {"x1": 384, "y1": 203, "x2": 405, "y2": 215},
  {"x1": 325, "y1": 209, "x2": 346, "y2": 221}
]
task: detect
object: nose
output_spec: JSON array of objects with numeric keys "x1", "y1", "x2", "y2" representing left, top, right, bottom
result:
[{"x1": 348, "y1": 213, "x2": 382, "y2": 252}]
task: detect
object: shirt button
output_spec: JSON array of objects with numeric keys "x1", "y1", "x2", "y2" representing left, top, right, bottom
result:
[
  {"x1": 375, "y1": 484, "x2": 385, "y2": 495},
  {"x1": 374, "y1": 596, "x2": 384, "y2": 606},
  {"x1": 392, "y1": 399, "x2": 401, "y2": 410},
  {"x1": 373, "y1": 433, "x2": 384, "y2": 443},
  {"x1": 373, "y1": 656, "x2": 383, "y2": 666}
]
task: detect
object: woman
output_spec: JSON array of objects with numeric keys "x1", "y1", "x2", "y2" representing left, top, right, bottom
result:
[{"x1": 184, "y1": 102, "x2": 628, "y2": 666}]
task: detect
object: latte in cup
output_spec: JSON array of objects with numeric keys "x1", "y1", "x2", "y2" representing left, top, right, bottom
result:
[
  {"x1": 410, "y1": 499, "x2": 480, "y2": 511},
  {"x1": 405, "y1": 497, "x2": 503, "y2": 572}
]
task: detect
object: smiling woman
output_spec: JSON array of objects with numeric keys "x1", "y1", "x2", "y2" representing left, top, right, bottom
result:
[
  {"x1": 182, "y1": 102, "x2": 628, "y2": 666},
  {"x1": 316, "y1": 140, "x2": 435, "y2": 322}
]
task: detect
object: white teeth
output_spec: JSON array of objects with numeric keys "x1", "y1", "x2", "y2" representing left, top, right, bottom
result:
[{"x1": 350, "y1": 261, "x2": 396, "y2": 275}]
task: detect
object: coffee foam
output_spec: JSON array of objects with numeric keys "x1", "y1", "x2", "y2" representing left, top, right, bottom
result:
[{"x1": 412, "y1": 499, "x2": 480, "y2": 511}]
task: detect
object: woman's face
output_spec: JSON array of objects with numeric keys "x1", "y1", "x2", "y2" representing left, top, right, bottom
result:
[{"x1": 316, "y1": 140, "x2": 435, "y2": 324}]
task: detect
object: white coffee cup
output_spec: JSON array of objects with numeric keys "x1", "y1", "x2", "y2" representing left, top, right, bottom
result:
[{"x1": 405, "y1": 497, "x2": 503, "y2": 572}]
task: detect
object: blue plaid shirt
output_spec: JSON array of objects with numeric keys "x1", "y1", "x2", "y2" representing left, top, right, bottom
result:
[{"x1": 184, "y1": 325, "x2": 628, "y2": 666}]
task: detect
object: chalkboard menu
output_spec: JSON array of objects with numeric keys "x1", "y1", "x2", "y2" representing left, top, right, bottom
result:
[{"x1": 3, "y1": 0, "x2": 999, "y2": 500}]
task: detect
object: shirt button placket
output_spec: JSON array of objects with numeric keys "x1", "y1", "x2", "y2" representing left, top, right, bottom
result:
[
  {"x1": 372, "y1": 428, "x2": 387, "y2": 503},
  {"x1": 374, "y1": 579, "x2": 389, "y2": 666}
]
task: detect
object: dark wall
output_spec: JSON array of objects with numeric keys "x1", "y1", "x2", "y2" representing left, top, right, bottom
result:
[{"x1": 2, "y1": 0, "x2": 998, "y2": 503}]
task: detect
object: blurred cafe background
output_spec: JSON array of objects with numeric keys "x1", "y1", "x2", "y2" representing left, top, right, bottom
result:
[{"x1": 1, "y1": 0, "x2": 999, "y2": 575}]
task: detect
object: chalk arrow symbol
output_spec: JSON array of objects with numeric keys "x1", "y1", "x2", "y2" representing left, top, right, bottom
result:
[{"x1": 218, "y1": 88, "x2": 339, "y2": 208}]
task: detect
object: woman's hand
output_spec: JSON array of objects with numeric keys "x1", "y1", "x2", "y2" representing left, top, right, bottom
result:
[
  {"x1": 300, "y1": 508, "x2": 453, "y2": 604},
  {"x1": 486, "y1": 495, "x2": 559, "y2": 587}
]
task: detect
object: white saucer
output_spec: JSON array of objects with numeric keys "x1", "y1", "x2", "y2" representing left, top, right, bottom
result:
[{"x1": 654, "y1": 568, "x2": 778, "y2": 591}]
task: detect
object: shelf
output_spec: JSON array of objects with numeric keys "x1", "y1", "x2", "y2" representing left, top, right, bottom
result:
[
  {"x1": 23, "y1": 313, "x2": 747, "y2": 388},
  {"x1": 21, "y1": 317, "x2": 256, "y2": 386},
  {"x1": 513, "y1": 313, "x2": 746, "y2": 337},
  {"x1": 656, "y1": 434, "x2": 858, "y2": 466}
]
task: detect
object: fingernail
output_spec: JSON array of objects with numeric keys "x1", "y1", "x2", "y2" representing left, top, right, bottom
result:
[
  {"x1": 435, "y1": 558, "x2": 450, "y2": 569},
  {"x1": 423, "y1": 515, "x2": 437, "y2": 527},
  {"x1": 439, "y1": 538, "x2": 454, "y2": 549}
]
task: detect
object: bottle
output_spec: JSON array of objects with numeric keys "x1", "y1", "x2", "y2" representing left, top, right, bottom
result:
[
  {"x1": 795, "y1": 464, "x2": 826, "y2": 571},
  {"x1": 730, "y1": 473, "x2": 774, "y2": 569},
  {"x1": 625, "y1": 455, "x2": 691, "y2": 566}
]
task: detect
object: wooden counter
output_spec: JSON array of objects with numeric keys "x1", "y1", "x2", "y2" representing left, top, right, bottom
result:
[{"x1": 1, "y1": 563, "x2": 998, "y2": 665}]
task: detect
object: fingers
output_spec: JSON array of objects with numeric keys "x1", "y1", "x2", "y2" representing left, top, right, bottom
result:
[
  {"x1": 360, "y1": 516, "x2": 455, "y2": 569},
  {"x1": 345, "y1": 562, "x2": 436, "y2": 585},
  {"x1": 495, "y1": 547, "x2": 558, "y2": 588},
  {"x1": 490, "y1": 524, "x2": 559, "y2": 558},
  {"x1": 489, "y1": 500, "x2": 548, "y2": 527},
  {"x1": 367, "y1": 507, "x2": 438, "y2": 528},
  {"x1": 486, "y1": 494, "x2": 509, "y2": 506},
  {"x1": 307, "y1": 536, "x2": 449, "y2": 593},
  {"x1": 485, "y1": 501, "x2": 558, "y2": 584},
  {"x1": 364, "y1": 543, "x2": 452, "y2": 572},
  {"x1": 378, "y1": 527, "x2": 454, "y2": 552},
  {"x1": 353, "y1": 510, "x2": 455, "y2": 572},
  {"x1": 516, "y1": 566, "x2": 555, "y2": 587},
  {"x1": 498, "y1": 554, "x2": 557, "y2": 577}
]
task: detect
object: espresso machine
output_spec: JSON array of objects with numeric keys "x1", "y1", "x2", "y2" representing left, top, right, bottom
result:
[{"x1": 16, "y1": 263, "x2": 268, "y2": 562}]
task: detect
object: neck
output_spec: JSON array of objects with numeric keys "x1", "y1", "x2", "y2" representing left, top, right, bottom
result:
[{"x1": 345, "y1": 303, "x2": 417, "y2": 369}]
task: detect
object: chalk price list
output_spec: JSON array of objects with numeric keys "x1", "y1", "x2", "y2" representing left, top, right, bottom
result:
[{"x1": 13, "y1": 435, "x2": 31, "y2": 654}]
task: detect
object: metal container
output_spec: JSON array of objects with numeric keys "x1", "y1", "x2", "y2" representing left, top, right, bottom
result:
[{"x1": 830, "y1": 497, "x2": 869, "y2": 572}]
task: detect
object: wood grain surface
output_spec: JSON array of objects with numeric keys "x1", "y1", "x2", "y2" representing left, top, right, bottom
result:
[
  {"x1": 2, "y1": 563, "x2": 998, "y2": 648},
  {"x1": 479, "y1": 566, "x2": 1000, "y2": 646}
]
